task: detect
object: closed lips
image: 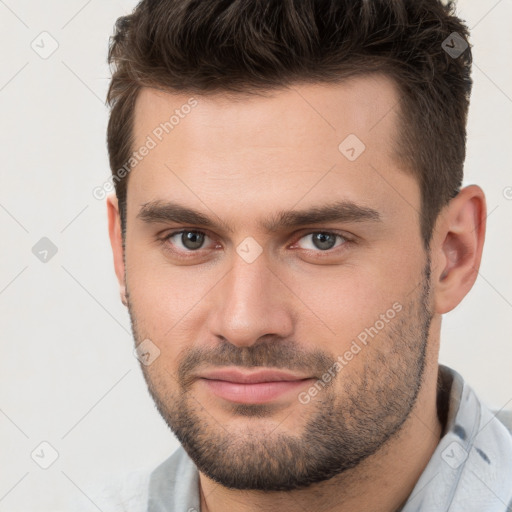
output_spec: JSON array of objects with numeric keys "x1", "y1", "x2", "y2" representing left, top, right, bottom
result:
[{"x1": 198, "y1": 369, "x2": 313, "y2": 384}]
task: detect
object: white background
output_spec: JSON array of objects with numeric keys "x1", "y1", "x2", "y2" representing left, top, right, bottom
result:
[{"x1": 0, "y1": 1, "x2": 511, "y2": 510}]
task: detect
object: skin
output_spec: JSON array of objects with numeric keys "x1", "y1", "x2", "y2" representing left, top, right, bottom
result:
[{"x1": 107, "y1": 74, "x2": 486, "y2": 512}]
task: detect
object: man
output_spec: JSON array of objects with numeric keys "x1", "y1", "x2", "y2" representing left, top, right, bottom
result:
[{"x1": 101, "y1": 0, "x2": 512, "y2": 511}]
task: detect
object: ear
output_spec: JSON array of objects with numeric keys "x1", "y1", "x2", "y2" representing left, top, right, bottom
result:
[
  {"x1": 431, "y1": 185, "x2": 486, "y2": 314},
  {"x1": 107, "y1": 193, "x2": 127, "y2": 307}
]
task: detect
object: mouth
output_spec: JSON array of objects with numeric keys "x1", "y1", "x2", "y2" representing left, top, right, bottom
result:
[{"x1": 197, "y1": 368, "x2": 315, "y2": 404}]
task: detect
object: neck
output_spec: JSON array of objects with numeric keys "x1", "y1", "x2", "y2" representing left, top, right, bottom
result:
[{"x1": 199, "y1": 365, "x2": 443, "y2": 512}]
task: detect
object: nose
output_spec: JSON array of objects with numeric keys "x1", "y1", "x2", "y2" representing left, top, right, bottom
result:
[{"x1": 207, "y1": 248, "x2": 295, "y2": 348}]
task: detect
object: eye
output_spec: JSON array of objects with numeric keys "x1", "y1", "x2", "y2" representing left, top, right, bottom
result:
[
  {"x1": 164, "y1": 230, "x2": 213, "y2": 251},
  {"x1": 160, "y1": 229, "x2": 350, "y2": 258},
  {"x1": 294, "y1": 232, "x2": 347, "y2": 251}
]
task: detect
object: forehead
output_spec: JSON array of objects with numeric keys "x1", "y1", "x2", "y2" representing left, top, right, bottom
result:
[
  {"x1": 127, "y1": 75, "x2": 418, "y2": 232},
  {"x1": 133, "y1": 74, "x2": 402, "y2": 152}
]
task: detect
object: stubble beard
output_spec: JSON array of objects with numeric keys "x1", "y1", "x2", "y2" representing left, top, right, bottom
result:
[{"x1": 127, "y1": 259, "x2": 433, "y2": 491}]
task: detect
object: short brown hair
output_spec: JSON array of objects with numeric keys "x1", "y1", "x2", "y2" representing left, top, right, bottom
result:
[{"x1": 106, "y1": 0, "x2": 472, "y2": 248}]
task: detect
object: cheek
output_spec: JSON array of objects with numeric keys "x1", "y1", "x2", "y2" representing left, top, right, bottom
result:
[
  {"x1": 295, "y1": 259, "x2": 418, "y2": 350},
  {"x1": 125, "y1": 247, "x2": 217, "y2": 345}
]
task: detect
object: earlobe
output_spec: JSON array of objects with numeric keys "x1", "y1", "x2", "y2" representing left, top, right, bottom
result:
[
  {"x1": 106, "y1": 193, "x2": 127, "y2": 307},
  {"x1": 432, "y1": 185, "x2": 486, "y2": 314}
]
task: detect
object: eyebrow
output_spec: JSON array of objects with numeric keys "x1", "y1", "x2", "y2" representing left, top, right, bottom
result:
[{"x1": 137, "y1": 199, "x2": 382, "y2": 234}]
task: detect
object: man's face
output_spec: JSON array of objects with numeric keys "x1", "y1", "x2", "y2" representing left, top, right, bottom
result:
[{"x1": 119, "y1": 75, "x2": 434, "y2": 490}]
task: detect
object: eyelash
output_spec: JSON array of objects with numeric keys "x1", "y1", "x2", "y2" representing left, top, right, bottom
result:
[{"x1": 158, "y1": 229, "x2": 352, "y2": 258}]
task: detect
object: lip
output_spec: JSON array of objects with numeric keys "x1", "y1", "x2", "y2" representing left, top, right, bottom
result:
[
  {"x1": 199, "y1": 368, "x2": 311, "y2": 384},
  {"x1": 198, "y1": 368, "x2": 314, "y2": 404}
]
